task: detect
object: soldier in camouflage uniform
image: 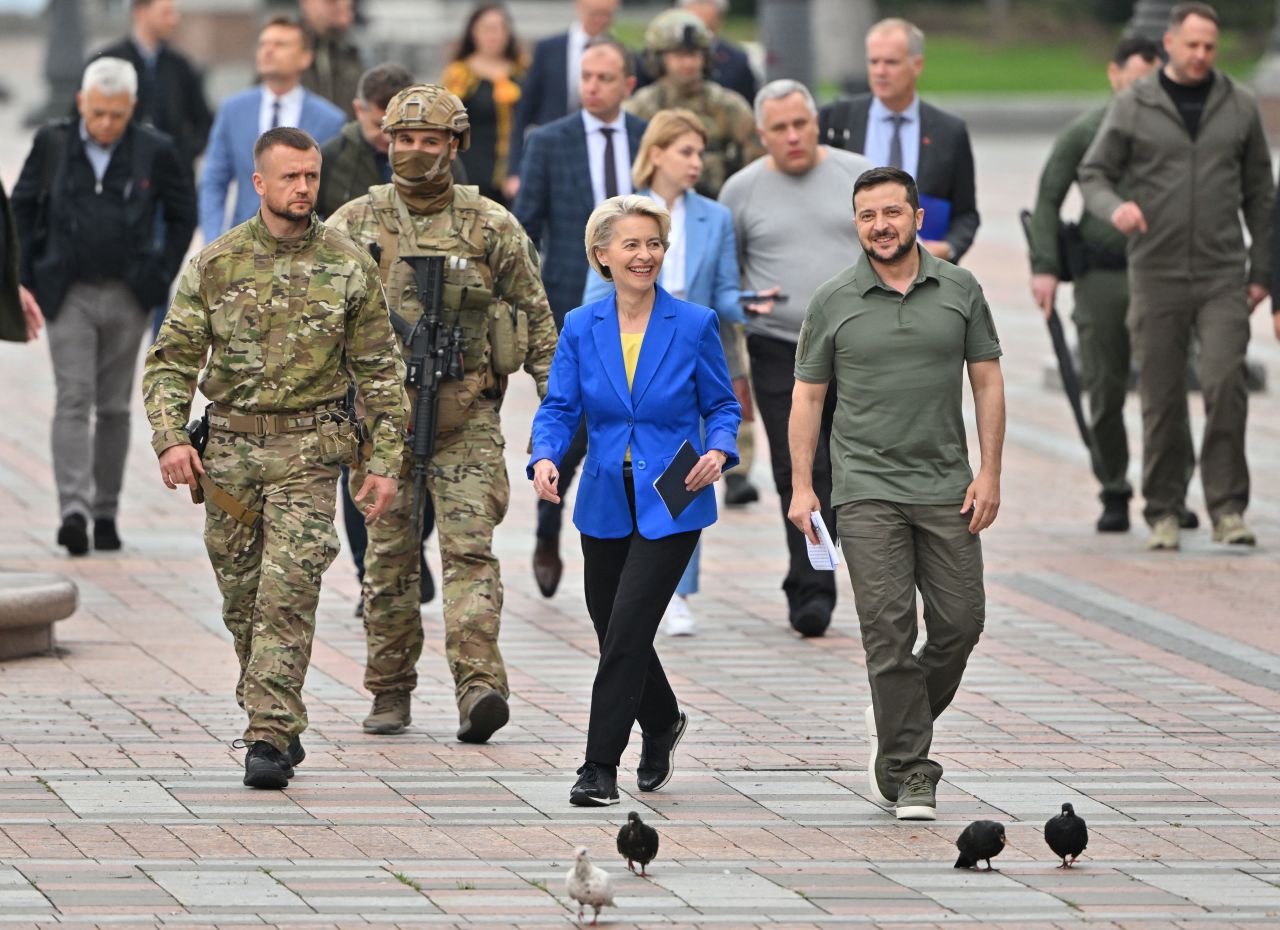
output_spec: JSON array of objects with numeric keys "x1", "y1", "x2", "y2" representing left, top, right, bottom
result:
[
  {"x1": 327, "y1": 84, "x2": 557, "y2": 743},
  {"x1": 626, "y1": 9, "x2": 762, "y2": 201},
  {"x1": 142, "y1": 127, "x2": 409, "y2": 789}
]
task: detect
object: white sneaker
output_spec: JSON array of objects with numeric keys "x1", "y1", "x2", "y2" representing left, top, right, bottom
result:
[
  {"x1": 866, "y1": 704, "x2": 895, "y2": 807},
  {"x1": 661, "y1": 597, "x2": 698, "y2": 636}
]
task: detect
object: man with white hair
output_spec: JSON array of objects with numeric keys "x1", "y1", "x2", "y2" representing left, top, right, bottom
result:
[
  {"x1": 12, "y1": 56, "x2": 196, "y2": 556},
  {"x1": 718, "y1": 79, "x2": 870, "y2": 638}
]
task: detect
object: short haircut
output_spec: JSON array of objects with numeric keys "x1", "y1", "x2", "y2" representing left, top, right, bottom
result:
[
  {"x1": 678, "y1": 0, "x2": 728, "y2": 12},
  {"x1": 1112, "y1": 35, "x2": 1161, "y2": 67},
  {"x1": 253, "y1": 126, "x2": 320, "y2": 168},
  {"x1": 867, "y1": 17, "x2": 925, "y2": 58},
  {"x1": 81, "y1": 56, "x2": 138, "y2": 98},
  {"x1": 584, "y1": 195, "x2": 672, "y2": 280},
  {"x1": 852, "y1": 166, "x2": 920, "y2": 213},
  {"x1": 753, "y1": 79, "x2": 816, "y2": 126},
  {"x1": 358, "y1": 62, "x2": 414, "y2": 110},
  {"x1": 261, "y1": 15, "x2": 312, "y2": 52},
  {"x1": 1170, "y1": 2, "x2": 1219, "y2": 28},
  {"x1": 583, "y1": 34, "x2": 635, "y2": 79},
  {"x1": 631, "y1": 108, "x2": 707, "y2": 190}
]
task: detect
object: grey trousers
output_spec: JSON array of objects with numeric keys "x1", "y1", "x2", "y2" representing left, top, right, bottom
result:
[
  {"x1": 1129, "y1": 274, "x2": 1250, "y2": 525},
  {"x1": 837, "y1": 500, "x2": 985, "y2": 786},
  {"x1": 46, "y1": 281, "x2": 148, "y2": 521}
]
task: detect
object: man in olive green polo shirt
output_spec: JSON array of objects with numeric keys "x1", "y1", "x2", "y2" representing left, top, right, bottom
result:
[{"x1": 788, "y1": 166, "x2": 1005, "y2": 821}]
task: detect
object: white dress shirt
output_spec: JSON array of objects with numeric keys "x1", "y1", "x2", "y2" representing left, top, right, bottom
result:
[
  {"x1": 566, "y1": 22, "x2": 589, "y2": 110},
  {"x1": 78, "y1": 122, "x2": 120, "y2": 185},
  {"x1": 863, "y1": 95, "x2": 921, "y2": 180},
  {"x1": 651, "y1": 190, "x2": 687, "y2": 298},
  {"x1": 259, "y1": 84, "x2": 306, "y2": 135},
  {"x1": 582, "y1": 110, "x2": 632, "y2": 206}
]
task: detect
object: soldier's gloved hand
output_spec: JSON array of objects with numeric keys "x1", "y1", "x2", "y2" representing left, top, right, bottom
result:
[
  {"x1": 159, "y1": 444, "x2": 205, "y2": 491},
  {"x1": 356, "y1": 474, "x2": 399, "y2": 525}
]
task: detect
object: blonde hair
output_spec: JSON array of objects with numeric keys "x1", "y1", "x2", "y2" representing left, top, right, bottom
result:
[
  {"x1": 584, "y1": 195, "x2": 672, "y2": 280},
  {"x1": 631, "y1": 108, "x2": 708, "y2": 191}
]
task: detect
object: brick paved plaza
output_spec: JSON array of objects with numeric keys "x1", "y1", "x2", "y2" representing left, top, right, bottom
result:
[{"x1": 6, "y1": 39, "x2": 1280, "y2": 930}]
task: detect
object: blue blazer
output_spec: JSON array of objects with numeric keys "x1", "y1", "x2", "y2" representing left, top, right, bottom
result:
[
  {"x1": 528, "y1": 287, "x2": 741, "y2": 540},
  {"x1": 198, "y1": 88, "x2": 345, "y2": 242},
  {"x1": 508, "y1": 32, "x2": 570, "y2": 183},
  {"x1": 513, "y1": 110, "x2": 647, "y2": 322},
  {"x1": 583, "y1": 189, "x2": 743, "y2": 325}
]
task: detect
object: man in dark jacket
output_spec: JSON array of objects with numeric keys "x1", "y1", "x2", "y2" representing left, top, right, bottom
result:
[
  {"x1": 0, "y1": 179, "x2": 43, "y2": 343},
  {"x1": 316, "y1": 62, "x2": 413, "y2": 217},
  {"x1": 88, "y1": 0, "x2": 212, "y2": 172},
  {"x1": 12, "y1": 57, "x2": 196, "y2": 556}
]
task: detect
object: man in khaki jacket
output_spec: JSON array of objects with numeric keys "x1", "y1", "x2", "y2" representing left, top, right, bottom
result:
[{"x1": 1079, "y1": 1, "x2": 1273, "y2": 552}]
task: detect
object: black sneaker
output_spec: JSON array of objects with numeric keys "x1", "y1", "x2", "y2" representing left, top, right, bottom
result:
[
  {"x1": 1096, "y1": 495, "x2": 1130, "y2": 533},
  {"x1": 1180, "y1": 508, "x2": 1200, "y2": 530},
  {"x1": 637, "y1": 712, "x2": 687, "y2": 792},
  {"x1": 57, "y1": 514, "x2": 89, "y2": 557},
  {"x1": 723, "y1": 473, "x2": 759, "y2": 506},
  {"x1": 789, "y1": 599, "x2": 832, "y2": 638},
  {"x1": 93, "y1": 517, "x2": 123, "y2": 550},
  {"x1": 280, "y1": 736, "x2": 305, "y2": 778},
  {"x1": 243, "y1": 741, "x2": 291, "y2": 789},
  {"x1": 569, "y1": 761, "x2": 619, "y2": 806}
]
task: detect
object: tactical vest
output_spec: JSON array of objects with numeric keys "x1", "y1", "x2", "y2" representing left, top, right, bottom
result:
[{"x1": 367, "y1": 183, "x2": 527, "y2": 431}]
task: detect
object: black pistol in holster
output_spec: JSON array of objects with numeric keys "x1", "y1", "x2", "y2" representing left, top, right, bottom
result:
[
  {"x1": 184, "y1": 412, "x2": 210, "y2": 505},
  {"x1": 183, "y1": 408, "x2": 262, "y2": 527},
  {"x1": 388, "y1": 255, "x2": 464, "y2": 536}
]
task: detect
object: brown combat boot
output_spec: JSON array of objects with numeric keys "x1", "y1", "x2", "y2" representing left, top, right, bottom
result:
[
  {"x1": 457, "y1": 687, "x2": 509, "y2": 744},
  {"x1": 362, "y1": 691, "x2": 411, "y2": 734}
]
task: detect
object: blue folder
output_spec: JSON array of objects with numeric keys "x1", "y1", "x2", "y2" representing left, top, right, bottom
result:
[{"x1": 919, "y1": 193, "x2": 952, "y2": 241}]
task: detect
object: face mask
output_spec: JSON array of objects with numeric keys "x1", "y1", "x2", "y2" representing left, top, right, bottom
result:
[{"x1": 391, "y1": 145, "x2": 454, "y2": 213}]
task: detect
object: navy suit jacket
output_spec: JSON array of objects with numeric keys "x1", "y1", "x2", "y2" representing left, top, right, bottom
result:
[
  {"x1": 528, "y1": 286, "x2": 741, "y2": 540},
  {"x1": 508, "y1": 32, "x2": 571, "y2": 182},
  {"x1": 199, "y1": 87, "x2": 345, "y2": 242},
  {"x1": 709, "y1": 38, "x2": 758, "y2": 105},
  {"x1": 582, "y1": 189, "x2": 742, "y2": 325},
  {"x1": 513, "y1": 110, "x2": 646, "y2": 323}
]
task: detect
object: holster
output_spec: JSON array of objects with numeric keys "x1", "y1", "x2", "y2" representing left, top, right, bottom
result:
[{"x1": 185, "y1": 408, "x2": 263, "y2": 528}]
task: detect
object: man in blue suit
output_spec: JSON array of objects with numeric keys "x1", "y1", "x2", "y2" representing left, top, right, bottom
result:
[
  {"x1": 199, "y1": 17, "x2": 345, "y2": 243},
  {"x1": 504, "y1": 0, "x2": 618, "y2": 201},
  {"x1": 514, "y1": 36, "x2": 645, "y2": 598}
]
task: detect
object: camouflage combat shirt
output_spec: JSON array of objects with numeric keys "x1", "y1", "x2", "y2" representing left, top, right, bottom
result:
[{"x1": 142, "y1": 212, "x2": 410, "y2": 478}]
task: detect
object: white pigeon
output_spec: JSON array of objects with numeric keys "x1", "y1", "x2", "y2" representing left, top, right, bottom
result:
[{"x1": 565, "y1": 846, "x2": 615, "y2": 925}]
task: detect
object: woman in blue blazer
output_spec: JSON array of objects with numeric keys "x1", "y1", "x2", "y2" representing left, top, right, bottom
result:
[{"x1": 530, "y1": 195, "x2": 741, "y2": 806}]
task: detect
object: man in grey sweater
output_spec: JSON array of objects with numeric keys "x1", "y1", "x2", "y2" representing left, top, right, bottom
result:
[
  {"x1": 1079, "y1": 1, "x2": 1273, "y2": 552},
  {"x1": 719, "y1": 79, "x2": 871, "y2": 636}
]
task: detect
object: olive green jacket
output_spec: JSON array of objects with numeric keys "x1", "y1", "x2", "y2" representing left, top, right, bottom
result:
[{"x1": 1079, "y1": 70, "x2": 1273, "y2": 285}]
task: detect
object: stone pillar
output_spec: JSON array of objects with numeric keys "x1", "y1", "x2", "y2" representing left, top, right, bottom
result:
[
  {"x1": 1254, "y1": 0, "x2": 1280, "y2": 98},
  {"x1": 813, "y1": 0, "x2": 877, "y2": 97},
  {"x1": 27, "y1": 0, "x2": 85, "y2": 126},
  {"x1": 759, "y1": 0, "x2": 813, "y2": 87},
  {"x1": 1125, "y1": 0, "x2": 1175, "y2": 40}
]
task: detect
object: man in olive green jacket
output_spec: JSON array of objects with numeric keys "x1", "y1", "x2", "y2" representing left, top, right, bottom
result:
[{"x1": 1079, "y1": 1, "x2": 1273, "y2": 551}]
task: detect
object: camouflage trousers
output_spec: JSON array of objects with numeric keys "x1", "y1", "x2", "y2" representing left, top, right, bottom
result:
[
  {"x1": 203, "y1": 427, "x2": 340, "y2": 752},
  {"x1": 353, "y1": 399, "x2": 510, "y2": 705}
]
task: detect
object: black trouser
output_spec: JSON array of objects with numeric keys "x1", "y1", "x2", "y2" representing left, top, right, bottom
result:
[
  {"x1": 341, "y1": 465, "x2": 434, "y2": 581},
  {"x1": 535, "y1": 419, "x2": 588, "y2": 541},
  {"x1": 747, "y1": 333, "x2": 838, "y2": 613},
  {"x1": 580, "y1": 472, "x2": 700, "y2": 766}
]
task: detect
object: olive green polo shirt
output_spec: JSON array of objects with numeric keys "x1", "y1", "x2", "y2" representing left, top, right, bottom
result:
[{"x1": 794, "y1": 245, "x2": 1002, "y2": 506}]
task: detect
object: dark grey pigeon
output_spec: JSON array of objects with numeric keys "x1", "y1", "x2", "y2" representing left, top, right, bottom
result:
[
  {"x1": 954, "y1": 820, "x2": 1006, "y2": 870},
  {"x1": 1044, "y1": 802, "x2": 1088, "y2": 868},
  {"x1": 616, "y1": 811, "x2": 659, "y2": 876}
]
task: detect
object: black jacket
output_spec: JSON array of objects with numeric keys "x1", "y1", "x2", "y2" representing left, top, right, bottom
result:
[
  {"x1": 89, "y1": 37, "x2": 213, "y2": 170},
  {"x1": 819, "y1": 94, "x2": 980, "y2": 262},
  {"x1": 0, "y1": 179, "x2": 22, "y2": 342},
  {"x1": 11, "y1": 119, "x2": 197, "y2": 319}
]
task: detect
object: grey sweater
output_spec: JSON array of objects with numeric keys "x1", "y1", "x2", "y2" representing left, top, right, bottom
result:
[{"x1": 1079, "y1": 69, "x2": 1273, "y2": 286}]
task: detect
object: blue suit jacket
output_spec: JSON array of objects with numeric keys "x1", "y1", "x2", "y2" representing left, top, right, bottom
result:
[
  {"x1": 508, "y1": 32, "x2": 570, "y2": 183},
  {"x1": 513, "y1": 110, "x2": 647, "y2": 322},
  {"x1": 583, "y1": 189, "x2": 743, "y2": 325},
  {"x1": 198, "y1": 88, "x2": 345, "y2": 242},
  {"x1": 529, "y1": 287, "x2": 741, "y2": 540}
]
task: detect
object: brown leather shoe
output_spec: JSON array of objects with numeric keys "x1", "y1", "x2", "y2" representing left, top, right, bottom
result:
[{"x1": 532, "y1": 536, "x2": 562, "y2": 598}]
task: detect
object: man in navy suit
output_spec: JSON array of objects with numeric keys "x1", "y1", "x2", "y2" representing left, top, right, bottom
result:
[
  {"x1": 818, "y1": 18, "x2": 979, "y2": 263},
  {"x1": 199, "y1": 17, "x2": 345, "y2": 243},
  {"x1": 504, "y1": 0, "x2": 618, "y2": 202},
  {"x1": 680, "y1": 0, "x2": 758, "y2": 104},
  {"x1": 514, "y1": 36, "x2": 646, "y2": 598}
]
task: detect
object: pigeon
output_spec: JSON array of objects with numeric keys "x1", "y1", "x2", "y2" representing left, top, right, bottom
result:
[
  {"x1": 616, "y1": 810, "x2": 660, "y2": 876},
  {"x1": 954, "y1": 820, "x2": 1006, "y2": 870},
  {"x1": 565, "y1": 846, "x2": 615, "y2": 925},
  {"x1": 1044, "y1": 802, "x2": 1088, "y2": 868}
]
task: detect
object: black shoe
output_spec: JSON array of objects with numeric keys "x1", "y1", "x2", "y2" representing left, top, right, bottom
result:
[
  {"x1": 280, "y1": 737, "x2": 305, "y2": 778},
  {"x1": 1096, "y1": 496, "x2": 1130, "y2": 533},
  {"x1": 93, "y1": 517, "x2": 122, "y2": 550},
  {"x1": 569, "y1": 761, "x2": 619, "y2": 806},
  {"x1": 1180, "y1": 508, "x2": 1199, "y2": 530},
  {"x1": 243, "y1": 741, "x2": 291, "y2": 789},
  {"x1": 533, "y1": 535, "x2": 563, "y2": 598},
  {"x1": 637, "y1": 712, "x2": 687, "y2": 792},
  {"x1": 57, "y1": 514, "x2": 89, "y2": 557},
  {"x1": 419, "y1": 551, "x2": 435, "y2": 604},
  {"x1": 789, "y1": 599, "x2": 832, "y2": 638},
  {"x1": 723, "y1": 473, "x2": 759, "y2": 506}
]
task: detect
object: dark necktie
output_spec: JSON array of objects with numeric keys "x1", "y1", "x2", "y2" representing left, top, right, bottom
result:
[
  {"x1": 270, "y1": 98, "x2": 281, "y2": 129},
  {"x1": 888, "y1": 113, "x2": 905, "y2": 169},
  {"x1": 601, "y1": 127, "x2": 618, "y2": 200}
]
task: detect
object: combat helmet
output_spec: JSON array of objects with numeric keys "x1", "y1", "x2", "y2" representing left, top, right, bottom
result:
[
  {"x1": 644, "y1": 10, "x2": 711, "y2": 75},
  {"x1": 382, "y1": 83, "x2": 471, "y2": 151}
]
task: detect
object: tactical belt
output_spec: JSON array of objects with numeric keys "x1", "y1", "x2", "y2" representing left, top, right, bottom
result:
[{"x1": 207, "y1": 406, "x2": 330, "y2": 435}]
